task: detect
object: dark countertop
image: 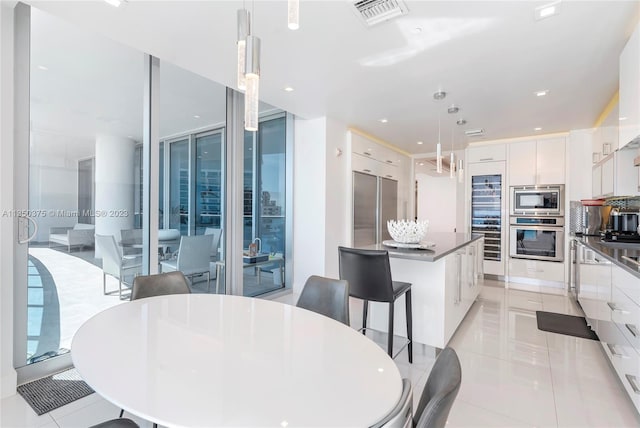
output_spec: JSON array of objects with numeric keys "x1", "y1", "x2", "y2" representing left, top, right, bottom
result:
[
  {"x1": 356, "y1": 232, "x2": 483, "y2": 262},
  {"x1": 574, "y1": 235, "x2": 640, "y2": 279}
]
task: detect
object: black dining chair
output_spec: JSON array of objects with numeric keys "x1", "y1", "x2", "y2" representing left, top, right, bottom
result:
[
  {"x1": 296, "y1": 275, "x2": 350, "y2": 325},
  {"x1": 413, "y1": 347, "x2": 462, "y2": 428},
  {"x1": 130, "y1": 271, "x2": 191, "y2": 301},
  {"x1": 89, "y1": 418, "x2": 139, "y2": 428},
  {"x1": 338, "y1": 246, "x2": 413, "y2": 363}
]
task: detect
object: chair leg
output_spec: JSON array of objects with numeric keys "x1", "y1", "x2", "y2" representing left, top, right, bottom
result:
[
  {"x1": 119, "y1": 409, "x2": 124, "y2": 418},
  {"x1": 405, "y1": 290, "x2": 413, "y2": 364},
  {"x1": 388, "y1": 302, "x2": 395, "y2": 358},
  {"x1": 362, "y1": 300, "x2": 369, "y2": 334},
  {"x1": 206, "y1": 271, "x2": 211, "y2": 293},
  {"x1": 103, "y1": 273, "x2": 107, "y2": 295},
  {"x1": 119, "y1": 277, "x2": 123, "y2": 300}
]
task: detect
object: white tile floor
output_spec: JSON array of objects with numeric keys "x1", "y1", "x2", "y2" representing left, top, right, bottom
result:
[{"x1": 2, "y1": 281, "x2": 640, "y2": 427}]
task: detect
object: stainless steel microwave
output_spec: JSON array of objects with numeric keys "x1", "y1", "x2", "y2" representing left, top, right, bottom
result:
[{"x1": 511, "y1": 185, "x2": 564, "y2": 216}]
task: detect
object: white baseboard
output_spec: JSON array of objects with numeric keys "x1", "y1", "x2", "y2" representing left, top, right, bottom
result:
[{"x1": 1, "y1": 369, "x2": 17, "y2": 399}]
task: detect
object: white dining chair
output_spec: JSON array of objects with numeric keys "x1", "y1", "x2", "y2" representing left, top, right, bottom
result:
[
  {"x1": 160, "y1": 234, "x2": 213, "y2": 291},
  {"x1": 96, "y1": 234, "x2": 142, "y2": 300}
]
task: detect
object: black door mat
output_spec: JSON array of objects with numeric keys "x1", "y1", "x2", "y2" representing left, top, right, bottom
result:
[
  {"x1": 536, "y1": 311, "x2": 599, "y2": 340},
  {"x1": 17, "y1": 367, "x2": 94, "y2": 415}
]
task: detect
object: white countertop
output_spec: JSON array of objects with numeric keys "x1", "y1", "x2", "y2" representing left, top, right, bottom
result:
[{"x1": 72, "y1": 294, "x2": 401, "y2": 428}]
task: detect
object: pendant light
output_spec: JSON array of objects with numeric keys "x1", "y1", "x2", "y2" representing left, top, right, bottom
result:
[
  {"x1": 436, "y1": 113, "x2": 443, "y2": 174},
  {"x1": 457, "y1": 119, "x2": 465, "y2": 183},
  {"x1": 288, "y1": 0, "x2": 299, "y2": 30},
  {"x1": 244, "y1": 34, "x2": 260, "y2": 131},
  {"x1": 236, "y1": 8, "x2": 250, "y2": 91},
  {"x1": 449, "y1": 126, "x2": 456, "y2": 179},
  {"x1": 244, "y1": 1, "x2": 261, "y2": 132}
]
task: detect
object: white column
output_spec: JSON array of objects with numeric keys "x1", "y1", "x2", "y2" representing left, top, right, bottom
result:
[{"x1": 94, "y1": 135, "x2": 135, "y2": 258}]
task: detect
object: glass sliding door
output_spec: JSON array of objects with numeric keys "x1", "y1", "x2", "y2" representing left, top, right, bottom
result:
[
  {"x1": 168, "y1": 139, "x2": 190, "y2": 235},
  {"x1": 158, "y1": 61, "x2": 227, "y2": 293},
  {"x1": 242, "y1": 112, "x2": 287, "y2": 297},
  {"x1": 16, "y1": 6, "x2": 147, "y2": 380}
]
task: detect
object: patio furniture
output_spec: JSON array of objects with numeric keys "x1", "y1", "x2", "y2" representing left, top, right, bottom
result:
[
  {"x1": 120, "y1": 229, "x2": 142, "y2": 256},
  {"x1": 95, "y1": 234, "x2": 142, "y2": 300},
  {"x1": 160, "y1": 234, "x2": 213, "y2": 291},
  {"x1": 296, "y1": 275, "x2": 350, "y2": 325},
  {"x1": 49, "y1": 223, "x2": 95, "y2": 252},
  {"x1": 205, "y1": 227, "x2": 222, "y2": 280}
]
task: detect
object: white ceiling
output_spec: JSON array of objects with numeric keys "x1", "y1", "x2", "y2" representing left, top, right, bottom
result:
[{"x1": 26, "y1": 0, "x2": 640, "y2": 155}]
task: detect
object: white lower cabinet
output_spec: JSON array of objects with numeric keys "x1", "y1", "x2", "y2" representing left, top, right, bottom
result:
[{"x1": 508, "y1": 258, "x2": 565, "y2": 284}]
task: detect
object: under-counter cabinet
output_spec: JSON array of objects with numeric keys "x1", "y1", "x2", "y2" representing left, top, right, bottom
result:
[{"x1": 508, "y1": 138, "x2": 565, "y2": 185}]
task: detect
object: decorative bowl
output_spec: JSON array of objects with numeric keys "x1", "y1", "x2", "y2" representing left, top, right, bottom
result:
[{"x1": 387, "y1": 219, "x2": 429, "y2": 244}]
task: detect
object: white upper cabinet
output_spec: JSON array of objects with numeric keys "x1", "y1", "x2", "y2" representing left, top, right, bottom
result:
[
  {"x1": 536, "y1": 138, "x2": 566, "y2": 184},
  {"x1": 467, "y1": 144, "x2": 506, "y2": 163},
  {"x1": 508, "y1": 140, "x2": 536, "y2": 185},
  {"x1": 508, "y1": 138, "x2": 565, "y2": 186},
  {"x1": 619, "y1": 23, "x2": 640, "y2": 149}
]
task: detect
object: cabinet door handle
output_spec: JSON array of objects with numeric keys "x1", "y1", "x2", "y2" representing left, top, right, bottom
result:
[
  {"x1": 455, "y1": 253, "x2": 462, "y2": 305},
  {"x1": 626, "y1": 323, "x2": 639, "y2": 338},
  {"x1": 479, "y1": 157, "x2": 494, "y2": 161},
  {"x1": 385, "y1": 175, "x2": 393, "y2": 178},
  {"x1": 386, "y1": 160, "x2": 393, "y2": 164},
  {"x1": 606, "y1": 343, "x2": 629, "y2": 359},
  {"x1": 363, "y1": 152, "x2": 371, "y2": 156},
  {"x1": 607, "y1": 302, "x2": 630, "y2": 314},
  {"x1": 363, "y1": 169, "x2": 371, "y2": 173},
  {"x1": 626, "y1": 374, "x2": 640, "y2": 395}
]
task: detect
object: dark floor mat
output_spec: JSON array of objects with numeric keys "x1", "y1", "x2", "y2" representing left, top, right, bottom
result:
[
  {"x1": 17, "y1": 368, "x2": 94, "y2": 415},
  {"x1": 536, "y1": 311, "x2": 599, "y2": 340}
]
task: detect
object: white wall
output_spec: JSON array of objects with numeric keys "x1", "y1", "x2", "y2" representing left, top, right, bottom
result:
[
  {"x1": 1, "y1": 0, "x2": 18, "y2": 398},
  {"x1": 323, "y1": 117, "x2": 349, "y2": 279},
  {"x1": 292, "y1": 117, "x2": 327, "y2": 295},
  {"x1": 567, "y1": 129, "x2": 594, "y2": 201}
]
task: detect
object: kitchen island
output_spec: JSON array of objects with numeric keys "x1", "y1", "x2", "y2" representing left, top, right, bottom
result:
[{"x1": 357, "y1": 232, "x2": 484, "y2": 350}]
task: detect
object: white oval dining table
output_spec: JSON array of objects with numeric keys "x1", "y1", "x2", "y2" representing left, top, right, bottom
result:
[{"x1": 71, "y1": 294, "x2": 402, "y2": 428}]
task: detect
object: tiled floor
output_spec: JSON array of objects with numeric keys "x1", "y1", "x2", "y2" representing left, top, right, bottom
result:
[{"x1": 2, "y1": 281, "x2": 639, "y2": 427}]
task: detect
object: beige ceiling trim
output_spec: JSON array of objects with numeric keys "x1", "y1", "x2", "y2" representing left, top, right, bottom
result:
[
  {"x1": 348, "y1": 127, "x2": 412, "y2": 157},
  {"x1": 592, "y1": 91, "x2": 619, "y2": 128}
]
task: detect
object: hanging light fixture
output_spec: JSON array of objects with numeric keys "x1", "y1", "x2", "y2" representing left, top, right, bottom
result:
[
  {"x1": 288, "y1": 0, "x2": 299, "y2": 30},
  {"x1": 457, "y1": 118, "x2": 465, "y2": 182},
  {"x1": 244, "y1": 33, "x2": 261, "y2": 131},
  {"x1": 450, "y1": 126, "x2": 456, "y2": 179},
  {"x1": 436, "y1": 113, "x2": 443, "y2": 174},
  {"x1": 236, "y1": 8, "x2": 250, "y2": 91}
]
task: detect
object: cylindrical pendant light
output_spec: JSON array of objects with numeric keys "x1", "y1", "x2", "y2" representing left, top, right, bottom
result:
[
  {"x1": 244, "y1": 35, "x2": 261, "y2": 132},
  {"x1": 458, "y1": 159, "x2": 464, "y2": 183},
  {"x1": 450, "y1": 152, "x2": 456, "y2": 178},
  {"x1": 436, "y1": 114, "x2": 443, "y2": 174},
  {"x1": 288, "y1": 0, "x2": 299, "y2": 30},
  {"x1": 236, "y1": 9, "x2": 250, "y2": 91}
]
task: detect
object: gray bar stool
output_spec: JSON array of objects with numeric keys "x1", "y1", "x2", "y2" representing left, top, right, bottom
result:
[{"x1": 338, "y1": 246, "x2": 413, "y2": 363}]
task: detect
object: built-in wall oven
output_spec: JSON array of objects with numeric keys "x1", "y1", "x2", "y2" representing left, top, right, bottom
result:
[
  {"x1": 509, "y1": 216, "x2": 565, "y2": 262},
  {"x1": 511, "y1": 185, "x2": 564, "y2": 217}
]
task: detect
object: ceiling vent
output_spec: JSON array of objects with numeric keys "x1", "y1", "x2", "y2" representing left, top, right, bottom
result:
[
  {"x1": 465, "y1": 129, "x2": 485, "y2": 137},
  {"x1": 351, "y1": 0, "x2": 409, "y2": 27}
]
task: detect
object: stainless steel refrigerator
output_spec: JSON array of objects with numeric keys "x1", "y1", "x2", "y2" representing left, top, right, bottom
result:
[{"x1": 353, "y1": 171, "x2": 398, "y2": 246}]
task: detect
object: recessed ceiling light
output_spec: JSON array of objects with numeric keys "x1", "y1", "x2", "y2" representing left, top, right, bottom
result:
[
  {"x1": 534, "y1": 127, "x2": 542, "y2": 131},
  {"x1": 535, "y1": 89, "x2": 549, "y2": 97},
  {"x1": 379, "y1": 118, "x2": 388, "y2": 123},
  {"x1": 37, "y1": 65, "x2": 48, "y2": 71},
  {"x1": 433, "y1": 91, "x2": 447, "y2": 101},
  {"x1": 283, "y1": 86, "x2": 294, "y2": 92},
  {"x1": 193, "y1": 115, "x2": 201, "y2": 119},
  {"x1": 419, "y1": 162, "x2": 425, "y2": 166},
  {"x1": 535, "y1": 1, "x2": 560, "y2": 20},
  {"x1": 417, "y1": 141, "x2": 424, "y2": 145},
  {"x1": 619, "y1": 116, "x2": 628, "y2": 121},
  {"x1": 377, "y1": 368, "x2": 384, "y2": 373}
]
